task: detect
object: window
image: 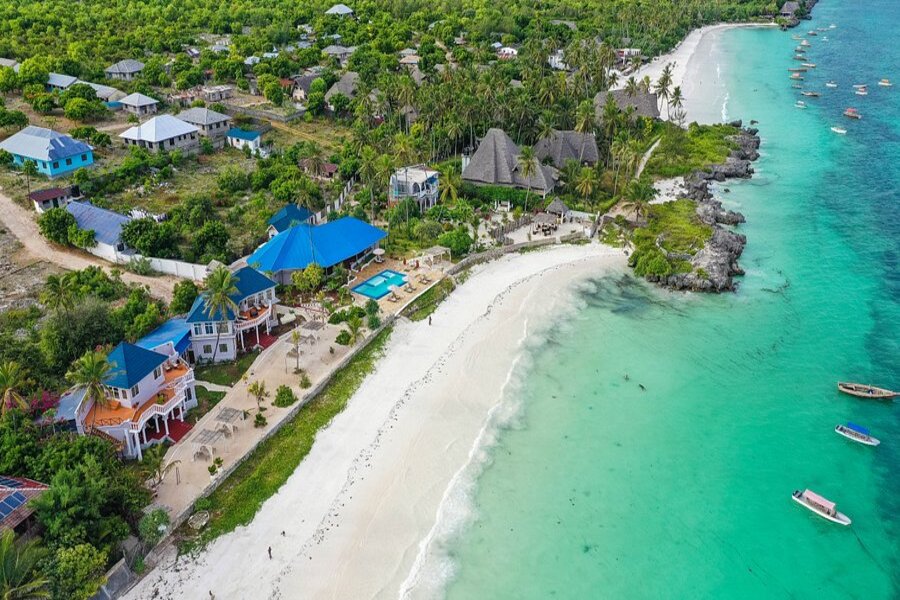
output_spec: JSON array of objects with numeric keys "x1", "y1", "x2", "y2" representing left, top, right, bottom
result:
[
  {"x1": 130, "y1": 384, "x2": 140, "y2": 397},
  {"x1": 65, "y1": 158, "x2": 72, "y2": 166},
  {"x1": 82, "y1": 154, "x2": 88, "y2": 161},
  {"x1": 153, "y1": 367, "x2": 162, "y2": 379},
  {"x1": 204, "y1": 323, "x2": 214, "y2": 335},
  {"x1": 203, "y1": 344, "x2": 213, "y2": 354},
  {"x1": 111, "y1": 387, "x2": 120, "y2": 399},
  {"x1": 193, "y1": 324, "x2": 202, "y2": 335},
  {"x1": 52, "y1": 162, "x2": 59, "y2": 169},
  {"x1": 219, "y1": 344, "x2": 228, "y2": 353}
]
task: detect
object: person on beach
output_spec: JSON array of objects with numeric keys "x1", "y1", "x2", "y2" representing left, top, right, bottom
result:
[
  {"x1": 268, "y1": 546, "x2": 272, "y2": 559},
  {"x1": 428, "y1": 315, "x2": 432, "y2": 326}
]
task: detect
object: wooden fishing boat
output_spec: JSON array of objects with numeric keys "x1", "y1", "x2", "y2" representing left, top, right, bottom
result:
[
  {"x1": 793, "y1": 55, "x2": 806, "y2": 61},
  {"x1": 801, "y1": 91, "x2": 820, "y2": 97},
  {"x1": 843, "y1": 108, "x2": 861, "y2": 119},
  {"x1": 831, "y1": 126, "x2": 847, "y2": 135},
  {"x1": 837, "y1": 382, "x2": 896, "y2": 398},
  {"x1": 791, "y1": 84, "x2": 803, "y2": 89},
  {"x1": 835, "y1": 423, "x2": 880, "y2": 446},
  {"x1": 878, "y1": 79, "x2": 892, "y2": 87},
  {"x1": 802, "y1": 63, "x2": 816, "y2": 68},
  {"x1": 855, "y1": 89, "x2": 868, "y2": 96},
  {"x1": 790, "y1": 73, "x2": 804, "y2": 80},
  {"x1": 795, "y1": 100, "x2": 807, "y2": 109},
  {"x1": 792, "y1": 490, "x2": 851, "y2": 525},
  {"x1": 788, "y1": 67, "x2": 807, "y2": 72},
  {"x1": 825, "y1": 81, "x2": 838, "y2": 88},
  {"x1": 808, "y1": 30, "x2": 818, "y2": 36}
]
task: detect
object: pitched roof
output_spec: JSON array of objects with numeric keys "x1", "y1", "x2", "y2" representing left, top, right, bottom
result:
[
  {"x1": 65, "y1": 201, "x2": 130, "y2": 246},
  {"x1": 461, "y1": 128, "x2": 557, "y2": 194},
  {"x1": 119, "y1": 92, "x2": 158, "y2": 107},
  {"x1": 136, "y1": 317, "x2": 192, "y2": 355},
  {"x1": 120, "y1": 115, "x2": 198, "y2": 143},
  {"x1": 322, "y1": 44, "x2": 356, "y2": 57},
  {"x1": 546, "y1": 198, "x2": 571, "y2": 215},
  {"x1": 325, "y1": 3, "x2": 354, "y2": 15},
  {"x1": 105, "y1": 59, "x2": 145, "y2": 75},
  {"x1": 534, "y1": 130, "x2": 600, "y2": 167},
  {"x1": 186, "y1": 267, "x2": 276, "y2": 323},
  {"x1": 105, "y1": 342, "x2": 167, "y2": 389},
  {"x1": 226, "y1": 127, "x2": 260, "y2": 141},
  {"x1": 0, "y1": 58, "x2": 18, "y2": 70},
  {"x1": 0, "y1": 476, "x2": 49, "y2": 533},
  {"x1": 598, "y1": 89, "x2": 660, "y2": 119},
  {"x1": 176, "y1": 107, "x2": 231, "y2": 126},
  {"x1": 325, "y1": 71, "x2": 360, "y2": 100},
  {"x1": 0, "y1": 126, "x2": 92, "y2": 162},
  {"x1": 268, "y1": 204, "x2": 314, "y2": 233},
  {"x1": 28, "y1": 186, "x2": 77, "y2": 203},
  {"x1": 292, "y1": 73, "x2": 320, "y2": 94},
  {"x1": 47, "y1": 72, "x2": 78, "y2": 88},
  {"x1": 248, "y1": 217, "x2": 387, "y2": 273},
  {"x1": 781, "y1": 1, "x2": 800, "y2": 15},
  {"x1": 77, "y1": 80, "x2": 125, "y2": 101}
]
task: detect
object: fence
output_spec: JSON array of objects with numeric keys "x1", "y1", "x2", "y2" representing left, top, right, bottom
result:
[
  {"x1": 488, "y1": 215, "x2": 532, "y2": 244},
  {"x1": 311, "y1": 176, "x2": 355, "y2": 224},
  {"x1": 109, "y1": 250, "x2": 209, "y2": 281},
  {"x1": 222, "y1": 103, "x2": 305, "y2": 123}
]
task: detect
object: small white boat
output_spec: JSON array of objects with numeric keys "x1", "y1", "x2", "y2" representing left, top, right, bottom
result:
[
  {"x1": 795, "y1": 101, "x2": 807, "y2": 109},
  {"x1": 822, "y1": 36, "x2": 829, "y2": 41},
  {"x1": 801, "y1": 39, "x2": 811, "y2": 47},
  {"x1": 792, "y1": 35, "x2": 804, "y2": 40},
  {"x1": 878, "y1": 79, "x2": 893, "y2": 87},
  {"x1": 830, "y1": 24, "x2": 837, "y2": 29},
  {"x1": 835, "y1": 423, "x2": 880, "y2": 446},
  {"x1": 808, "y1": 30, "x2": 818, "y2": 36},
  {"x1": 792, "y1": 489, "x2": 851, "y2": 525},
  {"x1": 792, "y1": 84, "x2": 803, "y2": 89},
  {"x1": 853, "y1": 84, "x2": 867, "y2": 89},
  {"x1": 802, "y1": 63, "x2": 817, "y2": 68},
  {"x1": 826, "y1": 81, "x2": 838, "y2": 88},
  {"x1": 831, "y1": 126, "x2": 847, "y2": 134},
  {"x1": 856, "y1": 89, "x2": 868, "y2": 96},
  {"x1": 791, "y1": 73, "x2": 804, "y2": 80},
  {"x1": 817, "y1": 27, "x2": 828, "y2": 32}
]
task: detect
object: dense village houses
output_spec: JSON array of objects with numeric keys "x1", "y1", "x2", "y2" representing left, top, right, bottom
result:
[
  {"x1": 390, "y1": 165, "x2": 440, "y2": 210},
  {"x1": 105, "y1": 59, "x2": 145, "y2": 81},
  {"x1": 0, "y1": 126, "x2": 94, "y2": 177},
  {"x1": 462, "y1": 128, "x2": 558, "y2": 196},
  {"x1": 119, "y1": 92, "x2": 159, "y2": 116},
  {"x1": 186, "y1": 267, "x2": 279, "y2": 362},
  {"x1": 176, "y1": 107, "x2": 232, "y2": 147},
  {"x1": 322, "y1": 45, "x2": 357, "y2": 67},
  {"x1": 120, "y1": 114, "x2": 200, "y2": 153},
  {"x1": 534, "y1": 130, "x2": 600, "y2": 168},
  {"x1": 65, "y1": 201, "x2": 131, "y2": 261},
  {"x1": 28, "y1": 184, "x2": 82, "y2": 213}
]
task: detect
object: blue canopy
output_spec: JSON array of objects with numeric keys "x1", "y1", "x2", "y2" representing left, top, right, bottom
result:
[{"x1": 846, "y1": 422, "x2": 870, "y2": 436}]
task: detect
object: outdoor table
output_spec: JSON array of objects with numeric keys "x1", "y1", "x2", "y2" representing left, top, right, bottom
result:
[{"x1": 191, "y1": 428, "x2": 225, "y2": 461}]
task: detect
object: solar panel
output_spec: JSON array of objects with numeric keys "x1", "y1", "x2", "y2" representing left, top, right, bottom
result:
[
  {"x1": 0, "y1": 492, "x2": 28, "y2": 518},
  {"x1": 0, "y1": 476, "x2": 23, "y2": 488}
]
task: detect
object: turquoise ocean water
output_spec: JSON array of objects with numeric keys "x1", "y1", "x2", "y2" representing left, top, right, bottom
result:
[{"x1": 441, "y1": 2, "x2": 899, "y2": 598}]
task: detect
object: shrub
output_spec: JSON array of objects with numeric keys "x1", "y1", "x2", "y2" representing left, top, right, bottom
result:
[
  {"x1": 328, "y1": 306, "x2": 366, "y2": 324},
  {"x1": 138, "y1": 508, "x2": 170, "y2": 546},
  {"x1": 170, "y1": 280, "x2": 199, "y2": 314},
  {"x1": 299, "y1": 372, "x2": 311, "y2": 389},
  {"x1": 194, "y1": 497, "x2": 212, "y2": 512},
  {"x1": 273, "y1": 384, "x2": 297, "y2": 408},
  {"x1": 335, "y1": 330, "x2": 351, "y2": 345},
  {"x1": 254, "y1": 412, "x2": 268, "y2": 428},
  {"x1": 367, "y1": 314, "x2": 381, "y2": 329}
]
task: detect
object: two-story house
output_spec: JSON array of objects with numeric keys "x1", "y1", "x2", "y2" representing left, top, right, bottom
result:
[
  {"x1": 67, "y1": 342, "x2": 197, "y2": 461},
  {"x1": 176, "y1": 107, "x2": 232, "y2": 148},
  {"x1": 389, "y1": 165, "x2": 440, "y2": 210},
  {"x1": 186, "y1": 267, "x2": 279, "y2": 363}
]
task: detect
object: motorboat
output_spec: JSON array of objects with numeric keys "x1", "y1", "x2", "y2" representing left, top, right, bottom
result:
[
  {"x1": 808, "y1": 30, "x2": 818, "y2": 36},
  {"x1": 852, "y1": 84, "x2": 867, "y2": 89},
  {"x1": 831, "y1": 126, "x2": 847, "y2": 134},
  {"x1": 793, "y1": 55, "x2": 806, "y2": 61},
  {"x1": 837, "y1": 381, "x2": 896, "y2": 398},
  {"x1": 878, "y1": 79, "x2": 893, "y2": 87},
  {"x1": 829, "y1": 24, "x2": 837, "y2": 29},
  {"x1": 825, "y1": 81, "x2": 838, "y2": 88},
  {"x1": 792, "y1": 34, "x2": 804, "y2": 40},
  {"x1": 835, "y1": 423, "x2": 880, "y2": 446},
  {"x1": 856, "y1": 88, "x2": 868, "y2": 96},
  {"x1": 795, "y1": 100, "x2": 807, "y2": 109},
  {"x1": 801, "y1": 91, "x2": 820, "y2": 97},
  {"x1": 801, "y1": 39, "x2": 811, "y2": 47},
  {"x1": 802, "y1": 63, "x2": 817, "y2": 68},
  {"x1": 791, "y1": 73, "x2": 804, "y2": 80},
  {"x1": 792, "y1": 490, "x2": 851, "y2": 525},
  {"x1": 788, "y1": 67, "x2": 807, "y2": 72}
]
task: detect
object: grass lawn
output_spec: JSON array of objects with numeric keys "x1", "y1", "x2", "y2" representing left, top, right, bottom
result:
[
  {"x1": 194, "y1": 350, "x2": 260, "y2": 387},
  {"x1": 403, "y1": 278, "x2": 456, "y2": 322},
  {"x1": 646, "y1": 123, "x2": 739, "y2": 178},
  {"x1": 188, "y1": 387, "x2": 227, "y2": 425},
  {"x1": 182, "y1": 326, "x2": 393, "y2": 550}
]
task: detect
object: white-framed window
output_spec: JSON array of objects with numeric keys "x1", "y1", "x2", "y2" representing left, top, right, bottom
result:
[
  {"x1": 130, "y1": 384, "x2": 140, "y2": 397},
  {"x1": 204, "y1": 323, "x2": 214, "y2": 335},
  {"x1": 111, "y1": 387, "x2": 120, "y2": 399},
  {"x1": 219, "y1": 343, "x2": 228, "y2": 353},
  {"x1": 153, "y1": 366, "x2": 162, "y2": 379},
  {"x1": 203, "y1": 344, "x2": 213, "y2": 354},
  {"x1": 193, "y1": 324, "x2": 202, "y2": 335}
]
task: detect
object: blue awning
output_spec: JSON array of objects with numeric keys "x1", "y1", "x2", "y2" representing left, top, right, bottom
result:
[{"x1": 846, "y1": 422, "x2": 870, "y2": 435}]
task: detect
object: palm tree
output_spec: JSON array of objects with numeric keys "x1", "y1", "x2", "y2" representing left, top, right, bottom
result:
[
  {"x1": 202, "y1": 266, "x2": 239, "y2": 363},
  {"x1": 140, "y1": 444, "x2": 181, "y2": 488},
  {"x1": 248, "y1": 380, "x2": 269, "y2": 412},
  {"x1": 0, "y1": 361, "x2": 31, "y2": 417},
  {"x1": 575, "y1": 167, "x2": 599, "y2": 212},
  {"x1": 0, "y1": 529, "x2": 50, "y2": 599},
  {"x1": 66, "y1": 350, "x2": 112, "y2": 431},
  {"x1": 623, "y1": 180, "x2": 657, "y2": 221},
  {"x1": 574, "y1": 100, "x2": 595, "y2": 163},
  {"x1": 654, "y1": 63, "x2": 674, "y2": 118},
  {"x1": 290, "y1": 329, "x2": 303, "y2": 370},
  {"x1": 359, "y1": 146, "x2": 378, "y2": 223},
  {"x1": 669, "y1": 86, "x2": 686, "y2": 127},
  {"x1": 303, "y1": 143, "x2": 325, "y2": 179},
  {"x1": 517, "y1": 146, "x2": 537, "y2": 213},
  {"x1": 346, "y1": 316, "x2": 363, "y2": 346},
  {"x1": 40, "y1": 273, "x2": 78, "y2": 315},
  {"x1": 624, "y1": 76, "x2": 640, "y2": 98},
  {"x1": 438, "y1": 163, "x2": 461, "y2": 205}
]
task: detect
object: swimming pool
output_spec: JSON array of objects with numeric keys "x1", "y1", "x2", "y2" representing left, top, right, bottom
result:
[{"x1": 351, "y1": 269, "x2": 407, "y2": 299}]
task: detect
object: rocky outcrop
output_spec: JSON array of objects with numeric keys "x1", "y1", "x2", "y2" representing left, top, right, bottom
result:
[{"x1": 651, "y1": 123, "x2": 761, "y2": 293}]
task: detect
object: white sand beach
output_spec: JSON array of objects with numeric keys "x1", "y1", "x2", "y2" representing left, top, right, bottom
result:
[{"x1": 126, "y1": 243, "x2": 627, "y2": 600}]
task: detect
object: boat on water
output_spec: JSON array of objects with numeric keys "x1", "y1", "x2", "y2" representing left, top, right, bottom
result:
[
  {"x1": 795, "y1": 47, "x2": 806, "y2": 53},
  {"x1": 788, "y1": 67, "x2": 807, "y2": 72},
  {"x1": 790, "y1": 73, "x2": 804, "y2": 80},
  {"x1": 835, "y1": 423, "x2": 880, "y2": 446},
  {"x1": 793, "y1": 55, "x2": 806, "y2": 61},
  {"x1": 853, "y1": 84, "x2": 867, "y2": 89},
  {"x1": 830, "y1": 23, "x2": 837, "y2": 29},
  {"x1": 802, "y1": 63, "x2": 817, "y2": 68},
  {"x1": 822, "y1": 36, "x2": 829, "y2": 41},
  {"x1": 826, "y1": 81, "x2": 838, "y2": 88},
  {"x1": 792, "y1": 84, "x2": 803, "y2": 89},
  {"x1": 808, "y1": 30, "x2": 818, "y2": 36},
  {"x1": 831, "y1": 126, "x2": 847, "y2": 134},
  {"x1": 801, "y1": 91, "x2": 820, "y2": 97},
  {"x1": 856, "y1": 89, "x2": 868, "y2": 96},
  {"x1": 843, "y1": 108, "x2": 862, "y2": 119},
  {"x1": 795, "y1": 101, "x2": 807, "y2": 109},
  {"x1": 792, "y1": 490, "x2": 851, "y2": 525},
  {"x1": 817, "y1": 27, "x2": 828, "y2": 32},
  {"x1": 792, "y1": 34, "x2": 804, "y2": 40},
  {"x1": 801, "y1": 39, "x2": 811, "y2": 47},
  {"x1": 837, "y1": 382, "x2": 896, "y2": 398},
  {"x1": 878, "y1": 79, "x2": 893, "y2": 87}
]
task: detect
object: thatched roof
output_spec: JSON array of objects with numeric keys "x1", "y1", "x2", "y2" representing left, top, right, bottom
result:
[
  {"x1": 596, "y1": 89, "x2": 660, "y2": 119},
  {"x1": 462, "y1": 128, "x2": 557, "y2": 194},
  {"x1": 325, "y1": 72, "x2": 359, "y2": 101},
  {"x1": 534, "y1": 130, "x2": 599, "y2": 167},
  {"x1": 545, "y1": 198, "x2": 570, "y2": 215}
]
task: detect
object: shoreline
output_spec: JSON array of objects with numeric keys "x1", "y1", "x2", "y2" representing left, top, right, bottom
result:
[{"x1": 125, "y1": 243, "x2": 628, "y2": 600}]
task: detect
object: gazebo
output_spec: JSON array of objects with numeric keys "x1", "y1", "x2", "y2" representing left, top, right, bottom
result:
[
  {"x1": 415, "y1": 245, "x2": 451, "y2": 267},
  {"x1": 545, "y1": 198, "x2": 572, "y2": 221}
]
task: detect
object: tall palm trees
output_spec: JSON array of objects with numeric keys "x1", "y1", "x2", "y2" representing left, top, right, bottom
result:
[
  {"x1": 359, "y1": 146, "x2": 378, "y2": 223},
  {"x1": 438, "y1": 163, "x2": 461, "y2": 205},
  {"x1": 574, "y1": 100, "x2": 595, "y2": 163},
  {"x1": 201, "y1": 266, "x2": 239, "y2": 364},
  {"x1": 575, "y1": 167, "x2": 599, "y2": 212},
  {"x1": 669, "y1": 86, "x2": 686, "y2": 127},
  {"x1": 66, "y1": 350, "x2": 112, "y2": 430},
  {"x1": 517, "y1": 146, "x2": 537, "y2": 213},
  {"x1": 0, "y1": 529, "x2": 49, "y2": 599},
  {"x1": 0, "y1": 361, "x2": 31, "y2": 417},
  {"x1": 654, "y1": 63, "x2": 674, "y2": 119},
  {"x1": 39, "y1": 273, "x2": 78, "y2": 315},
  {"x1": 623, "y1": 180, "x2": 657, "y2": 222}
]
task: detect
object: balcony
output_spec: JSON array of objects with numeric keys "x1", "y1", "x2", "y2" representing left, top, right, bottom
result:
[{"x1": 235, "y1": 304, "x2": 273, "y2": 332}]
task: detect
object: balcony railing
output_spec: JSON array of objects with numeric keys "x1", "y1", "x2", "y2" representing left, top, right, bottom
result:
[
  {"x1": 235, "y1": 304, "x2": 272, "y2": 331},
  {"x1": 129, "y1": 390, "x2": 185, "y2": 433}
]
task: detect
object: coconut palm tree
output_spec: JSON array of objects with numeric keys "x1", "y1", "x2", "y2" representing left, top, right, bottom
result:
[
  {"x1": 346, "y1": 315, "x2": 363, "y2": 346},
  {"x1": 623, "y1": 180, "x2": 657, "y2": 221},
  {"x1": 359, "y1": 146, "x2": 378, "y2": 222},
  {"x1": 39, "y1": 273, "x2": 78, "y2": 315},
  {"x1": 0, "y1": 361, "x2": 31, "y2": 417},
  {"x1": 0, "y1": 529, "x2": 50, "y2": 599},
  {"x1": 140, "y1": 444, "x2": 181, "y2": 488},
  {"x1": 654, "y1": 63, "x2": 674, "y2": 118},
  {"x1": 669, "y1": 86, "x2": 686, "y2": 127},
  {"x1": 65, "y1": 350, "x2": 112, "y2": 431},
  {"x1": 624, "y1": 76, "x2": 640, "y2": 98},
  {"x1": 574, "y1": 100, "x2": 595, "y2": 163},
  {"x1": 517, "y1": 146, "x2": 538, "y2": 213},
  {"x1": 575, "y1": 167, "x2": 599, "y2": 212},
  {"x1": 439, "y1": 163, "x2": 461, "y2": 205},
  {"x1": 201, "y1": 266, "x2": 239, "y2": 364}
]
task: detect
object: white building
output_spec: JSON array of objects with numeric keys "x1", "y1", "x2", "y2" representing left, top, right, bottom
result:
[
  {"x1": 120, "y1": 115, "x2": 200, "y2": 154},
  {"x1": 65, "y1": 201, "x2": 131, "y2": 262},
  {"x1": 389, "y1": 165, "x2": 440, "y2": 211},
  {"x1": 119, "y1": 92, "x2": 159, "y2": 116}
]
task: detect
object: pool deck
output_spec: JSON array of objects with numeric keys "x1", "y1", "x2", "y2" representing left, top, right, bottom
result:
[{"x1": 351, "y1": 258, "x2": 449, "y2": 315}]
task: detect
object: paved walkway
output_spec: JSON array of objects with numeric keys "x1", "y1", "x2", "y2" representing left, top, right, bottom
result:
[
  {"x1": 0, "y1": 187, "x2": 177, "y2": 300},
  {"x1": 634, "y1": 137, "x2": 661, "y2": 180},
  {"x1": 194, "y1": 381, "x2": 232, "y2": 393}
]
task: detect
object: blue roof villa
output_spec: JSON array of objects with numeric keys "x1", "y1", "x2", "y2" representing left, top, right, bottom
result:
[
  {"x1": 0, "y1": 126, "x2": 94, "y2": 178},
  {"x1": 186, "y1": 266, "x2": 279, "y2": 363},
  {"x1": 267, "y1": 203, "x2": 314, "y2": 239},
  {"x1": 248, "y1": 216, "x2": 387, "y2": 284}
]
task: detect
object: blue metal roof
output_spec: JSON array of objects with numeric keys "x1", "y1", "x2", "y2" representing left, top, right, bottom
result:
[
  {"x1": 186, "y1": 267, "x2": 276, "y2": 323},
  {"x1": 268, "y1": 204, "x2": 313, "y2": 233},
  {"x1": 846, "y1": 422, "x2": 870, "y2": 436},
  {"x1": 105, "y1": 342, "x2": 167, "y2": 389},
  {"x1": 248, "y1": 217, "x2": 387, "y2": 273},
  {"x1": 66, "y1": 201, "x2": 130, "y2": 246},
  {"x1": 227, "y1": 127, "x2": 260, "y2": 141},
  {"x1": 136, "y1": 317, "x2": 191, "y2": 354},
  {"x1": 0, "y1": 125, "x2": 92, "y2": 162}
]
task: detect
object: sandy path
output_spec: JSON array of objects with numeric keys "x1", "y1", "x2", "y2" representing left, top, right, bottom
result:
[
  {"x1": 126, "y1": 243, "x2": 627, "y2": 600},
  {"x1": 0, "y1": 187, "x2": 176, "y2": 300}
]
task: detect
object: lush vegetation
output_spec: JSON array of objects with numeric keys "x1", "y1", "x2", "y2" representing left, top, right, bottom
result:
[
  {"x1": 194, "y1": 349, "x2": 260, "y2": 387},
  {"x1": 403, "y1": 277, "x2": 455, "y2": 321},
  {"x1": 645, "y1": 122, "x2": 740, "y2": 178},
  {"x1": 183, "y1": 325, "x2": 392, "y2": 549},
  {"x1": 629, "y1": 199, "x2": 712, "y2": 277}
]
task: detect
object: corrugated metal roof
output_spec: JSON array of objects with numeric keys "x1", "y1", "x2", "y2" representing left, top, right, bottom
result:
[
  {"x1": 177, "y1": 107, "x2": 230, "y2": 126},
  {"x1": 0, "y1": 126, "x2": 92, "y2": 162},
  {"x1": 268, "y1": 204, "x2": 313, "y2": 233},
  {"x1": 47, "y1": 72, "x2": 77, "y2": 88},
  {"x1": 325, "y1": 3, "x2": 354, "y2": 15},
  {"x1": 105, "y1": 59, "x2": 145, "y2": 74},
  {"x1": 65, "y1": 201, "x2": 130, "y2": 246},
  {"x1": 186, "y1": 267, "x2": 276, "y2": 323},
  {"x1": 136, "y1": 317, "x2": 191, "y2": 354},
  {"x1": 120, "y1": 92, "x2": 158, "y2": 107},
  {"x1": 120, "y1": 115, "x2": 198, "y2": 143},
  {"x1": 248, "y1": 217, "x2": 386, "y2": 273}
]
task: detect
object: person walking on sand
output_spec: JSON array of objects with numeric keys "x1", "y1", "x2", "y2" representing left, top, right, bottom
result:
[
  {"x1": 268, "y1": 546, "x2": 272, "y2": 559},
  {"x1": 428, "y1": 315, "x2": 432, "y2": 326}
]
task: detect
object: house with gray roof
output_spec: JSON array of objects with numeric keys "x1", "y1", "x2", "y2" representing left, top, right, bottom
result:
[
  {"x1": 0, "y1": 58, "x2": 19, "y2": 71},
  {"x1": 291, "y1": 73, "x2": 321, "y2": 101},
  {"x1": 596, "y1": 89, "x2": 660, "y2": 120},
  {"x1": 66, "y1": 201, "x2": 131, "y2": 262},
  {"x1": 325, "y1": 3, "x2": 354, "y2": 17},
  {"x1": 534, "y1": 130, "x2": 599, "y2": 168},
  {"x1": 46, "y1": 72, "x2": 78, "y2": 92},
  {"x1": 325, "y1": 71, "x2": 360, "y2": 111},
  {"x1": 120, "y1": 115, "x2": 199, "y2": 154},
  {"x1": 780, "y1": 1, "x2": 801, "y2": 18},
  {"x1": 77, "y1": 80, "x2": 125, "y2": 102},
  {"x1": 462, "y1": 128, "x2": 558, "y2": 196},
  {"x1": 176, "y1": 107, "x2": 232, "y2": 147},
  {"x1": 119, "y1": 92, "x2": 159, "y2": 116},
  {"x1": 322, "y1": 45, "x2": 357, "y2": 66},
  {"x1": 105, "y1": 59, "x2": 145, "y2": 81}
]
